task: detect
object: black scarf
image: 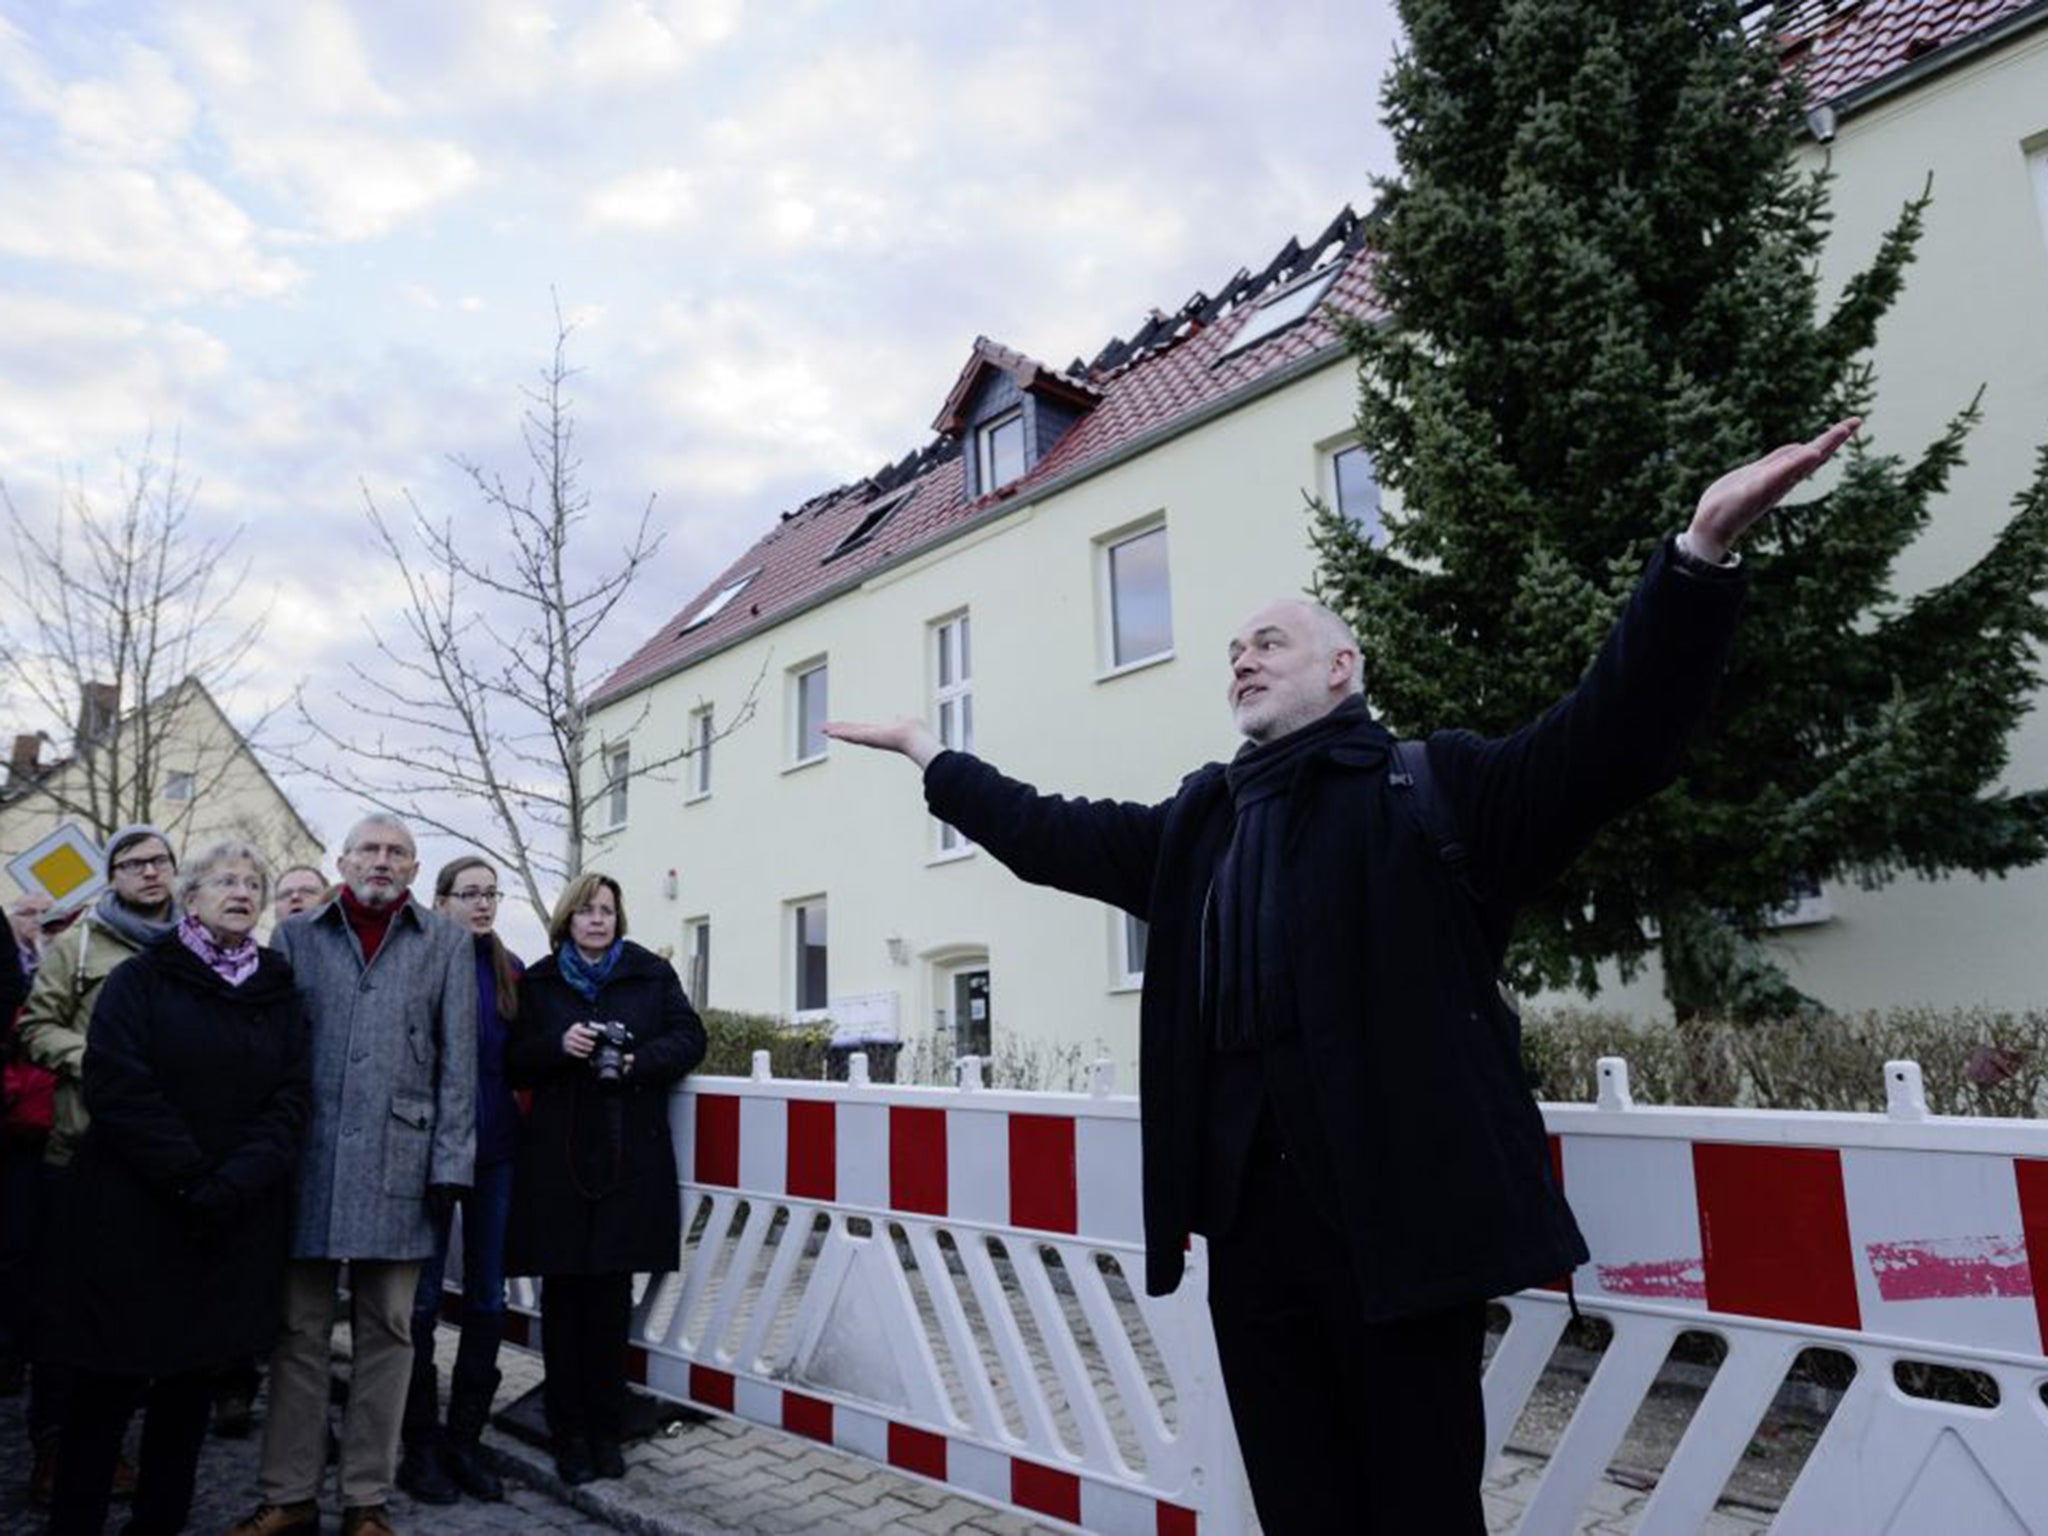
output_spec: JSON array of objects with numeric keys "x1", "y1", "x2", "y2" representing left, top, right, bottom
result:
[{"x1": 1209, "y1": 696, "x2": 1372, "y2": 1051}]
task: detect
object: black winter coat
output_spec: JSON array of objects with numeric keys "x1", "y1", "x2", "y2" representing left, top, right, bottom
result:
[
  {"x1": 504, "y1": 942, "x2": 706, "y2": 1277},
  {"x1": 926, "y1": 539, "x2": 1746, "y2": 1321},
  {"x1": 52, "y1": 936, "x2": 310, "y2": 1375}
]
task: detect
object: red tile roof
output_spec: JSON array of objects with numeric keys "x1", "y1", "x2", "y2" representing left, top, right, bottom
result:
[
  {"x1": 594, "y1": 1, "x2": 2046, "y2": 708},
  {"x1": 1767, "y1": 0, "x2": 2041, "y2": 104},
  {"x1": 594, "y1": 210, "x2": 1377, "y2": 705}
]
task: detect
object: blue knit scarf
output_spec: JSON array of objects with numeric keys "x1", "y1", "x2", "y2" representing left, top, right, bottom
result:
[{"x1": 557, "y1": 937, "x2": 624, "y2": 1003}]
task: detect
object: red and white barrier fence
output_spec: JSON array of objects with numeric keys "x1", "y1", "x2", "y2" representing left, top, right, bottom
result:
[{"x1": 478, "y1": 1054, "x2": 2048, "y2": 1534}]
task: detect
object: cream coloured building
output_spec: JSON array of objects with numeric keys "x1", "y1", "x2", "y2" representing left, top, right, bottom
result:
[
  {"x1": 584, "y1": 213, "x2": 1379, "y2": 1079},
  {"x1": 586, "y1": 0, "x2": 2048, "y2": 1069},
  {"x1": 2, "y1": 676, "x2": 323, "y2": 903}
]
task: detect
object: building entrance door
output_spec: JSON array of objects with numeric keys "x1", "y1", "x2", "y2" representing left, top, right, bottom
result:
[{"x1": 953, "y1": 968, "x2": 990, "y2": 1059}]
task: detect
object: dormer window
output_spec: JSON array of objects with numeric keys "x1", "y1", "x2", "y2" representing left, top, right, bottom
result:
[
  {"x1": 824, "y1": 486, "x2": 914, "y2": 563},
  {"x1": 682, "y1": 570, "x2": 757, "y2": 633},
  {"x1": 1222, "y1": 265, "x2": 1341, "y2": 359},
  {"x1": 976, "y1": 409, "x2": 1027, "y2": 493}
]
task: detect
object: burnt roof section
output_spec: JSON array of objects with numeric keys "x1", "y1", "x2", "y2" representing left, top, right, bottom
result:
[{"x1": 595, "y1": 207, "x2": 1373, "y2": 705}]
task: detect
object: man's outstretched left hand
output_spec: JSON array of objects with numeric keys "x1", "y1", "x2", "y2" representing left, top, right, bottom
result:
[{"x1": 1685, "y1": 417, "x2": 1861, "y2": 563}]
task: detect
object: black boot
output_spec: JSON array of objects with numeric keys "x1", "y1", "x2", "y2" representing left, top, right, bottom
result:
[
  {"x1": 443, "y1": 1361, "x2": 504, "y2": 1502},
  {"x1": 396, "y1": 1337, "x2": 460, "y2": 1505},
  {"x1": 396, "y1": 1439, "x2": 461, "y2": 1506}
]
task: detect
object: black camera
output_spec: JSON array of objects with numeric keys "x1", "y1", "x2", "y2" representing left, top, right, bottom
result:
[{"x1": 588, "y1": 1021, "x2": 633, "y2": 1085}]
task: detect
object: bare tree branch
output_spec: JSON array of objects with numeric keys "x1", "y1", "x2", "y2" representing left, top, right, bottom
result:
[
  {"x1": 0, "y1": 437, "x2": 275, "y2": 847},
  {"x1": 280, "y1": 308, "x2": 761, "y2": 930}
]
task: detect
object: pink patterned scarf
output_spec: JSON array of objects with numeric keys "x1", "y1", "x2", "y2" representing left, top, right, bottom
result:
[{"x1": 178, "y1": 913, "x2": 259, "y2": 987}]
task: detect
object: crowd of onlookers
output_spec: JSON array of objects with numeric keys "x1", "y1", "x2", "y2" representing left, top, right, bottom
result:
[{"x1": 0, "y1": 814, "x2": 707, "y2": 1536}]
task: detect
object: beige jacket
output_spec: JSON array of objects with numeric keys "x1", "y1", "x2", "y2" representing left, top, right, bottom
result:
[{"x1": 17, "y1": 915, "x2": 145, "y2": 1166}]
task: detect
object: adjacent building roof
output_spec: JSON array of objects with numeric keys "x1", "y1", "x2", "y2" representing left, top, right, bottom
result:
[
  {"x1": 593, "y1": 208, "x2": 1377, "y2": 706},
  {"x1": 1765, "y1": 0, "x2": 2045, "y2": 105},
  {"x1": 594, "y1": 0, "x2": 2047, "y2": 710}
]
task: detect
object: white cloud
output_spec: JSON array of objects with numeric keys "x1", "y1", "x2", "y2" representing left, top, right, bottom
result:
[
  {"x1": 585, "y1": 166, "x2": 698, "y2": 231},
  {"x1": 0, "y1": 297, "x2": 229, "y2": 466},
  {"x1": 168, "y1": 3, "x2": 481, "y2": 240},
  {"x1": 0, "y1": 158, "x2": 303, "y2": 302}
]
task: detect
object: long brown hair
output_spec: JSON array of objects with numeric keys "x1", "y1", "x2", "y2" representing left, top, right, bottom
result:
[{"x1": 434, "y1": 855, "x2": 519, "y2": 1021}]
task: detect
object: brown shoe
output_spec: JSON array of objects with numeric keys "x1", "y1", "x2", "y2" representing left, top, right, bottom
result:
[
  {"x1": 29, "y1": 1447, "x2": 56, "y2": 1506},
  {"x1": 225, "y1": 1500, "x2": 321, "y2": 1536},
  {"x1": 340, "y1": 1505, "x2": 396, "y2": 1536}
]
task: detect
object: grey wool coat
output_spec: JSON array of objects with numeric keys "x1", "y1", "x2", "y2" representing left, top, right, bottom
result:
[{"x1": 272, "y1": 896, "x2": 477, "y2": 1260}]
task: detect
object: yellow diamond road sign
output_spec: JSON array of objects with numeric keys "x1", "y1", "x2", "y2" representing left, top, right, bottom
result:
[{"x1": 7, "y1": 822, "x2": 106, "y2": 909}]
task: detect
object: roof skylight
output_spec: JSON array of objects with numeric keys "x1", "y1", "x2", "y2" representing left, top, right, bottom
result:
[
  {"x1": 823, "y1": 486, "x2": 915, "y2": 563},
  {"x1": 1220, "y1": 265, "x2": 1341, "y2": 359},
  {"x1": 681, "y1": 570, "x2": 758, "y2": 633}
]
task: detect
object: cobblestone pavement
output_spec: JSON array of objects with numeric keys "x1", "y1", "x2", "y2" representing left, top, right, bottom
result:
[{"x1": 0, "y1": 1326, "x2": 1774, "y2": 1534}]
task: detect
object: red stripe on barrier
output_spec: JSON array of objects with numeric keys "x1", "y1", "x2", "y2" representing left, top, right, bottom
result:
[
  {"x1": 626, "y1": 1346, "x2": 648, "y2": 1385},
  {"x1": 1009, "y1": 1114, "x2": 1077, "y2": 1234},
  {"x1": 1694, "y1": 1143, "x2": 1860, "y2": 1330},
  {"x1": 891, "y1": 1106, "x2": 948, "y2": 1215},
  {"x1": 502, "y1": 1312, "x2": 532, "y2": 1348},
  {"x1": 782, "y1": 1390, "x2": 834, "y2": 1444},
  {"x1": 695, "y1": 1093, "x2": 740, "y2": 1188},
  {"x1": 1158, "y1": 1501, "x2": 1199, "y2": 1535},
  {"x1": 2015, "y1": 1158, "x2": 2048, "y2": 1352},
  {"x1": 689, "y1": 1364, "x2": 734, "y2": 1411},
  {"x1": 1012, "y1": 1459, "x2": 1082, "y2": 1523},
  {"x1": 887, "y1": 1422, "x2": 948, "y2": 1481},
  {"x1": 788, "y1": 1099, "x2": 837, "y2": 1202}
]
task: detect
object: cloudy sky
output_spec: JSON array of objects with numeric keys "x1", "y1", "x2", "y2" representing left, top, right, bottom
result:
[{"x1": 0, "y1": 0, "x2": 1402, "y2": 905}]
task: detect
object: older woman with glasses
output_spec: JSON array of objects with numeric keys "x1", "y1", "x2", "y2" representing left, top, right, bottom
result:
[
  {"x1": 44, "y1": 840, "x2": 310, "y2": 1536},
  {"x1": 506, "y1": 873, "x2": 704, "y2": 1486},
  {"x1": 397, "y1": 855, "x2": 523, "y2": 1506}
]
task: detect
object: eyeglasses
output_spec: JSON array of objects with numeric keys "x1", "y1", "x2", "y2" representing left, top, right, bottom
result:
[
  {"x1": 204, "y1": 874, "x2": 266, "y2": 894},
  {"x1": 450, "y1": 888, "x2": 500, "y2": 905},
  {"x1": 111, "y1": 854, "x2": 174, "y2": 875}
]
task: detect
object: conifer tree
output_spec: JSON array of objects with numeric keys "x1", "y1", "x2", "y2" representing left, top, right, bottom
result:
[{"x1": 1314, "y1": 0, "x2": 2048, "y2": 1019}]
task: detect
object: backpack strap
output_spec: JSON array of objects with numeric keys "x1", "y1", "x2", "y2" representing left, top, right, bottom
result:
[{"x1": 1389, "y1": 739, "x2": 1478, "y2": 904}]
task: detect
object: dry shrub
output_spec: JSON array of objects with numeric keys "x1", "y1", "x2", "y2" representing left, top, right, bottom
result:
[{"x1": 1524, "y1": 1006, "x2": 2048, "y2": 1116}]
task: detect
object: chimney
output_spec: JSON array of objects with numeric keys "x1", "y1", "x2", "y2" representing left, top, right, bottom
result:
[
  {"x1": 76, "y1": 682, "x2": 119, "y2": 742},
  {"x1": 8, "y1": 733, "x2": 39, "y2": 786}
]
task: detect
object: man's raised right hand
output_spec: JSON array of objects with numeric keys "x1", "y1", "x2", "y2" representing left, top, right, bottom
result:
[{"x1": 822, "y1": 717, "x2": 944, "y2": 769}]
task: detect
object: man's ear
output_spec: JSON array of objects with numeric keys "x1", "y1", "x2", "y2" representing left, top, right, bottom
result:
[{"x1": 1330, "y1": 648, "x2": 1360, "y2": 692}]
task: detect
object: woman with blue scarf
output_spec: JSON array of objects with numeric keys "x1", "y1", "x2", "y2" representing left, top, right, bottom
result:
[{"x1": 504, "y1": 872, "x2": 705, "y2": 1485}]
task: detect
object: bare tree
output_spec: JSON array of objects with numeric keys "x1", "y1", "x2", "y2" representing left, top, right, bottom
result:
[
  {"x1": 0, "y1": 440, "x2": 270, "y2": 845},
  {"x1": 288, "y1": 314, "x2": 757, "y2": 929}
]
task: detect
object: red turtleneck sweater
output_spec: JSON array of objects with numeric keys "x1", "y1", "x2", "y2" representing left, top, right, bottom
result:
[{"x1": 339, "y1": 885, "x2": 408, "y2": 964}]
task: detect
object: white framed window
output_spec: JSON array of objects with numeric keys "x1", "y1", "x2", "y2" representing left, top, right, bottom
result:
[
  {"x1": 683, "y1": 916, "x2": 711, "y2": 1004},
  {"x1": 161, "y1": 770, "x2": 195, "y2": 802},
  {"x1": 1223, "y1": 265, "x2": 1340, "y2": 358},
  {"x1": 790, "y1": 659, "x2": 829, "y2": 766},
  {"x1": 687, "y1": 705, "x2": 714, "y2": 800},
  {"x1": 1099, "y1": 519, "x2": 1174, "y2": 672},
  {"x1": 1327, "y1": 442, "x2": 1385, "y2": 545},
  {"x1": 790, "y1": 896, "x2": 829, "y2": 1016},
  {"x1": 1112, "y1": 910, "x2": 1148, "y2": 991},
  {"x1": 932, "y1": 611, "x2": 974, "y2": 854},
  {"x1": 681, "y1": 569, "x2": 757, "y2": 633},
  {"x1": 1767, "y1": 874, "x2": 1834, "y2": 930},
  {"x1": 976, "y1": 408, "x2": 1027, "y2": 494},
  {"x1": 603, "y1": 742, "x2": 630, "y2": 829},
  {"x1": 2030, "y1": 138, "x2": 2048, "y2": 264}
]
